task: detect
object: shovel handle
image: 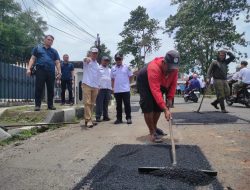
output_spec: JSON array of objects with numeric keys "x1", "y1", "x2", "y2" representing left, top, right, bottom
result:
[{"x1": 169, "y1": 119, "x2": 177, "y2": 166}]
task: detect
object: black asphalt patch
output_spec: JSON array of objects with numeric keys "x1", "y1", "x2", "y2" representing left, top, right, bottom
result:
[
  {"x1": 73, "y1": 144, "x2": 222, "y2": 190},
  {"x1": 172, "y1": 111, "x2": 248, "y2": 125}
]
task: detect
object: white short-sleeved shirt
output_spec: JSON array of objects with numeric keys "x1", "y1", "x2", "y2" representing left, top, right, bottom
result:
[
  {"x1": 99, "y1": 65, "x2": 112, "y2": 90},
  {"x1": 82, "y1": 59, "x2": 100, "y2": 88},
  {"x1": 232, "y1": 71, "x2": 240, "y2": 80},
  {"x1": 198, "y1": 78, "x2": 204, "y2": 88},
  {"x1": 111, "y1": 64, "x2": 133, "y2": 93},
  {"x1": 239, "y1": 67, "x2": 250, "y2": 84}
]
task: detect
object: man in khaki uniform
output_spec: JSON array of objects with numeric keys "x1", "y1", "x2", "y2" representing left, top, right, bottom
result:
[{"x1": 207, "y1": 49, "x2": 235, "y2": 113}]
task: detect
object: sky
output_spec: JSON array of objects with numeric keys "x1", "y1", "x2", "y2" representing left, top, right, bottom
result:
[{"x1": 17, "y1": 0, "x2": 250, "y2": 73}]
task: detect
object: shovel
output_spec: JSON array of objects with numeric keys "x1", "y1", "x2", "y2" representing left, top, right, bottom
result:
[{"x1": 138, "y1": 119, "x2": 217, "y2": 177}]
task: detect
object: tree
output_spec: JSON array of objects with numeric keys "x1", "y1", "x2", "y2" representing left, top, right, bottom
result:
[
  {"x1": 165, "y1": 0, "x2": 250, "y2": 76},
  {"x1": 0, "y1": 0, "x2": 47, "y2": 62},
  {"x1": 118, "y1": 6, "x2": 161, "y2": 69}
]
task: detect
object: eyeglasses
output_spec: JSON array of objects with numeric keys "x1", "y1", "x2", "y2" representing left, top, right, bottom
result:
[{"x1": 115, "y1": 58, "x2": 122, "y2": 61}]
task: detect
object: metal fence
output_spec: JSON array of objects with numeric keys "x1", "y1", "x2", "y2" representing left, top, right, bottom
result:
[{"x1": 0, "y1": 62, "x2": 35, "y2": 102}]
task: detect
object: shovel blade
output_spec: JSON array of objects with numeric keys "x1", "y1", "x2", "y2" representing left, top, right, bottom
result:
[
  {"x1": 138, "y1": 167, "x2": 165, "y2": 173},
  {"x1": 200, "y1": 169, "x2": 217, "y2": 176}
]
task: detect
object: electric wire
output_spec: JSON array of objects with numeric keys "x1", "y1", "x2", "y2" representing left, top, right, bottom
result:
[
  {"x1": 35, "y1": 0, "x2": 96, "y2": 39},
  {"x1": 31, "y1": 0, "x2": 94, "y2": 44},
  {"x1": 60, "y1": 1, "x2": 97, "y2": 34}
]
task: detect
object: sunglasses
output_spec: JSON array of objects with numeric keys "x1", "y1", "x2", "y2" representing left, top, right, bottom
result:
[{"x1": 115, "y1": 58, "x2": 122, "y2": 61}]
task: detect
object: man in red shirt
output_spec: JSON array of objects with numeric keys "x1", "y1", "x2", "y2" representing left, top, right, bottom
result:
[{"x1": 137, "y1": 50, "x2": 179, "y2": 143}]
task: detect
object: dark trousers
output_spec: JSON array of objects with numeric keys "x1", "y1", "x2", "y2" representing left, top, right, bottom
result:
[
  {"x1": 114, "y1": 92, "x2": 131, "y2": 121},
  {"x1": 35, "y1": 68, "x2": 55, "y2": 108},
  {"x1": 95, "y1": 89, "x2": 111, "y2": 119},
  {"x1": 61, "y1": 79, "x2": 73, "y2": 103}
]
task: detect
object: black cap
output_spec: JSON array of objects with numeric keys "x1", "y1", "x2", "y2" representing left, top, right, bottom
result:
[
  {"x1": 164, "y1": 50, "x2": 180, "y2": 69},
  {"x1": 102, "y1": 56, "x2": 110, "y2": 61},
  {"x1": 114, "y1": 53, "x2": 123, "y2": 59}
]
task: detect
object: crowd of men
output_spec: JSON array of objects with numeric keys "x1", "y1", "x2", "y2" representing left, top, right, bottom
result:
[
  {"x1": 26, "y1": 35, "x2": 133, "y2": 128},
  {"x1": 26, "y1": 35, "x2": 250, "y2": 142}
]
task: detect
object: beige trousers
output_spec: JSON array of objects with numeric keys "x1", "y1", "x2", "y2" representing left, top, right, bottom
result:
[{"x1": 82, "y1": 83, "x2": 99, "y2": 122}]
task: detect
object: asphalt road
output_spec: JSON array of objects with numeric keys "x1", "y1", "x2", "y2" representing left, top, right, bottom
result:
[{"x1": 0, "y1": 96, "x2": 249, "y2": 190}]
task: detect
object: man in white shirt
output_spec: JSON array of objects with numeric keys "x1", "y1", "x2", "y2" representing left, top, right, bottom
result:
[
  {"x1": 95, "y1": 56, "x2": 112, "y2": 122},
  {"x1": 232, "y1": 61, "x2": 250, "y2": 97},
  {"x1": 228, "y1": 65, "x2": 241, "y2": 95},
  {"x1": 82, "y1": 47, "x2": 100, "y2": 128},
  {"x1": 111, "y1": 53, "x2": 133, "y2": 125}
]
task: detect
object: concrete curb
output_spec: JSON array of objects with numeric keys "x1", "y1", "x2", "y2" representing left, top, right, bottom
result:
[
  {"x1": 0, "y1": 102, "x2": 111, "y2": 140},
  {"x1": 0, "y1": 128, "x2": 11, "y2": 141},
  {"x1": 1, "y1": 106, "x2": 85, "y2": 140}
]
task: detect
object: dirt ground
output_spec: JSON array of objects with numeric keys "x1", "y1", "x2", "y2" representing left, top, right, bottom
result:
[{"x1": 0, "y1": 96, "x2": 249, "y2": 190}]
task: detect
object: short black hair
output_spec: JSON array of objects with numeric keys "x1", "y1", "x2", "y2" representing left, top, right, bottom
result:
[
  {"x1": 45, "y1": 35, "x2": 54, "y2": 40},
  {"x1": 241, "y1": 61, "x2": 248, "y2": 66}
]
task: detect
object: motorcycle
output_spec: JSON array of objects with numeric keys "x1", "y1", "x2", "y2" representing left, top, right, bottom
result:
[
  {"x1": 226, "y1": 84, "x2": 250, "y2": 108},
  {"x1": 184, "y1": 88, "x2": 200, "y2": 103}
]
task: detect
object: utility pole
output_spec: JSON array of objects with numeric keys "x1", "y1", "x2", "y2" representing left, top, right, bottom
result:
[{"x1": 95, "y1": 33, "x2": 101, "y2": 63}]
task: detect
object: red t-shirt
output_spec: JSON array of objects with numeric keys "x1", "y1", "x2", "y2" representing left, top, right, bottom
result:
[{"x1": 147, "y1": 57, "x2": 178, "y2": 110}]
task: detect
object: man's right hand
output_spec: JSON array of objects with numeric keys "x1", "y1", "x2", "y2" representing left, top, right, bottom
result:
[
  {"x1": 206, "y1": 78, "x2": 210, "y2": 86},
  {"x1": 164, "y1": 108, "x2": 171, "y2": 121},
  {"x1": 83, "y1": 57, "x2": 91, "y2": 63},
  {"x1": 26, "y1": 68, "x2": 31, "y2": 76}
]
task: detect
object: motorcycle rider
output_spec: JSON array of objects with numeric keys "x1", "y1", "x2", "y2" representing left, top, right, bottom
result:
[
  {"x1": 228, "y1": 65, "x2": 241, "y2": 95},
  {"x1": 207, "y1": 49, "x2": 235, "y2": 113},
  {"x1": 232, "y1": 61, "x2": 250, "y2": 98},
  {"x1": 185, "y1": 74, "x2": 201, "y2": 94}
]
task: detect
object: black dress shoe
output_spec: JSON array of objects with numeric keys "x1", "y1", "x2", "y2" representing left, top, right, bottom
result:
[
  {"x1": 34, "y1": 106, "x2": 40, "y2": 111},
  {"x1": 103, "y1": 117, "x2": 110, "y2": 121},
  {"x1": 48, "y1": 106, "x2": 56, "y2": 110},
  {"x1": 114, "y1": 120, "x2": 123, "y2": 124},
  {"x1": 127, "y1": 119, "x2": 132, "y2": 124},
  {"x1": 96, "y1": 118, "x2": 102, "y2": 122}
]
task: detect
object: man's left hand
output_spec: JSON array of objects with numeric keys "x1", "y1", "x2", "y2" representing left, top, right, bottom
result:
[{"x1": 56, "y1": 72, "x2": 62, "y2": 79}]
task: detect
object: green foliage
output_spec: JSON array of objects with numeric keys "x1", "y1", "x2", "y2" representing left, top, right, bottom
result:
[
  {"x1": 165, "y1": 0, "x2": 250, "y2": 76},
  {"x1": 0, "y1": 0, "x2": 47, "y2": 62},
  {"x1": 118, "y1": 6, "x2": 161, "y2": 69}
]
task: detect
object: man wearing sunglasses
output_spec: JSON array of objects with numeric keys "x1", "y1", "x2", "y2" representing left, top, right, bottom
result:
[{"x1": 111, "y1": 53, "x2": 133, "y2": 125}]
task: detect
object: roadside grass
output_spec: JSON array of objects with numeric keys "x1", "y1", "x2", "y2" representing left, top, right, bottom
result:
[
  {"x1": 0, "y1": 103, "x2": 77, "y2": 126},
  {"x1": 0, "y1": 124, "x2": 65, "y2": 146},
  {"x1": 0, "y1": 105, "x2": 81, "y2": 147},
  {"x1": 0, "y1": 106, "x2": 47, "y2": 126}
]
